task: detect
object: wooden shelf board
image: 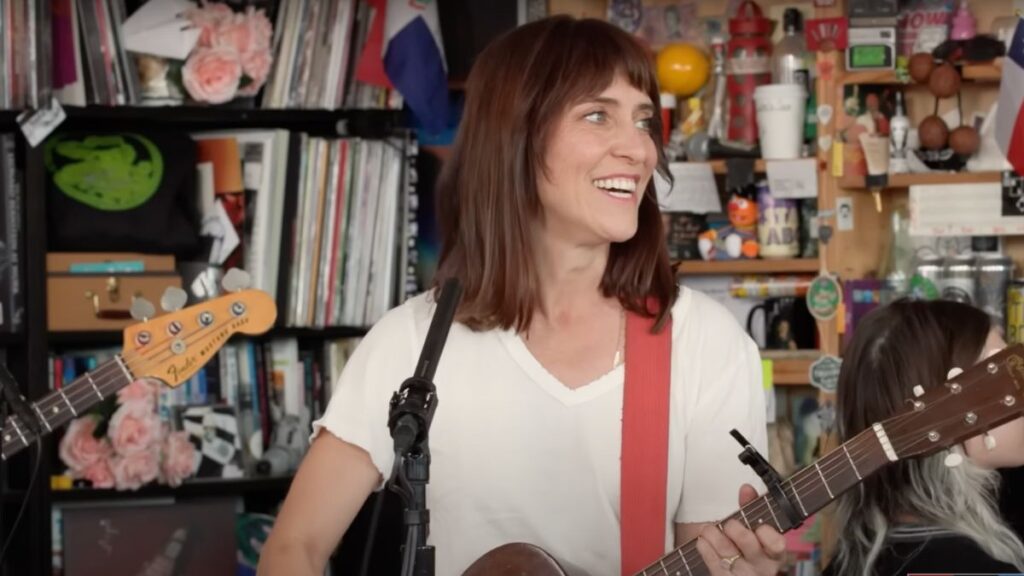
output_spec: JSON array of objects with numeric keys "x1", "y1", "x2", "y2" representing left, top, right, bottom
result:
[
  {"x1": 709, "y1": 159, "x2": 767, "y2": 174},
  {"x1": 761, "y1": 350, "x2": 822, "y2": 386},
  {"x1": 840, "y1": 59, "x2": 1002, "y2": 85},
  {"x1": 676, "y1": 258, "x2": 820, "y2": 275},
  {"x1": 839, "y1": 171, "x2": 1002, "y2": 190},
  {"x1": 0, "y1": 106, "x2": 405, "y2": 137},
  {"x1": 50, "y1": 475, "x2": 293, "y2": 502}
]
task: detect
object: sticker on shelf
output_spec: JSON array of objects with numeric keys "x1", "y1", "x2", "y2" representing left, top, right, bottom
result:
[
  {"x1": 808, "y1": 355, "x2": 842, "y2": 393},
  {"x1": 807, "y1": 273, "x2": 842, "y2": 321},
  {"x1": 816, "y1": 104, "x2": 834, "y2": 126},
  {"x1": 17, "y1": 97, "x2": 66, "y2": 148},
  {"x1": 836, "y1": 196, "x2": 854, "y2": 231}
]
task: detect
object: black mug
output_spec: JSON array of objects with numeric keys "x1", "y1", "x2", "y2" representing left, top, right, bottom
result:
[{"x1": 746, "y1": 297, "x2": 817, "y2": 350}]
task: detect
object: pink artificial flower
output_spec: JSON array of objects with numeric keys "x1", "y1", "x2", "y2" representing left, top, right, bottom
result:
[
  {"x1": 182, "y1": 46, "x2": 242, "y2": 104},
  {"x1": 238, "y1": 49, "x2": 273, "y2": 95},
  {"x1": 80, "y1": 458, "x2": 116, "y2": 489},
  {"x1": 244, "y1": 7, "x2": 274, "y2": 50},
  {"x1": 213, "y1": 14, "x2": 256, "y2": 55},
  {"x1": 111, "y1": 448, "x2": 160, "y2": 491},
  {"x1": 58, "y1": 416, "x2": 113, "y2": 473},
  {"x1": 116, "y1": 378, "x2": 159, "y2": 414},
  {"x1": 186, "y1": 2, "x2": 236, "y2": 47},
  {"x1": 107, "y1": 402, "x2": 162, "y2": 455},
  {"x1": 160, "y1": 430, "x2": 197, "y2": 487}
]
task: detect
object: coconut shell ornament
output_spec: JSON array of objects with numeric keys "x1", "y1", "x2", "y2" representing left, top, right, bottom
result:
[
  {"x1": 949, "y1": 125, "x2": 980, "y2": 156},
  {"x1": 908, "y1": 53, "x2": 935, "y2": 83},
  {"x1": 919, "y1": 115, "x2": 949, "y2": 150},
  {"x1": 928, "y1": 62, "x2": 962, "y2": 98}
]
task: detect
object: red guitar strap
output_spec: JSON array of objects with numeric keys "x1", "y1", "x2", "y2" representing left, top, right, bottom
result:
[{"x1": 620, "y1": 311, "x2": 672, "y2": 576}]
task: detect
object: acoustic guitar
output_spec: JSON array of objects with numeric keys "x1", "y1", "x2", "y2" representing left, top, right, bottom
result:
[
  {"x1": 463, "y1": 344, "x2": 1024, "y2": 576},
  {"x1": 1, "y1": 281, "x2": 276, "y2": 462}
]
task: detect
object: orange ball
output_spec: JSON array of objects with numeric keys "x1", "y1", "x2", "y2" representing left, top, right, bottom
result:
[{"x1": 656, "y1": 43, "x2": 710, "y2": 97}]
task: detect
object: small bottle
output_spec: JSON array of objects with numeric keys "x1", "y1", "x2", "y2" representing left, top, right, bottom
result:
[
  {"x1": 772, "y1": 9, "x2": 809, "y2": 93},
  {"x1": 890, "y1": 91, "x2": 910, "y2": 173},
  {"x1": 772, "y1": 8, "x2": 812, "y2": 152}
]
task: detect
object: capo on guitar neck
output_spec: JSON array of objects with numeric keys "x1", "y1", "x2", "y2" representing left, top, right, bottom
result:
[{"x1": 729, "y1": 429, "x2": 803, "y2": 530}]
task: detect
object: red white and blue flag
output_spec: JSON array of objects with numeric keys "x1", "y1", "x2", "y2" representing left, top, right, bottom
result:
[
  {"x1": 996, "y1": 17, "x2": 1024, "y2": 176},
  {"x1": 355, "y1": 0, "x2": 450, "y2": 132}
]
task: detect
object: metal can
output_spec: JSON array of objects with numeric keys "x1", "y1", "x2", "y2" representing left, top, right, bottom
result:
[
  {"x1": 1007, "y1": 280, "x2": 1024, "y2": 345},
  {"x1": 976, "y1": 254, "x2": 1014, "y2": 327},
  {"x1": 909, "y1": 254, "x2": 943, "y2": 300},
  {"x1": 941, "y1": 255, "x2": 977, "y2": 305}
]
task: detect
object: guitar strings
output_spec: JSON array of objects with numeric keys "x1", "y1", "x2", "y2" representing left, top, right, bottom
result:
[
  {"x1": 2, "y1": 314, "x2": 242, "y2": 455},
  {"x1": 650, "y1": 396, "x2": 1016, "y2": 576}
]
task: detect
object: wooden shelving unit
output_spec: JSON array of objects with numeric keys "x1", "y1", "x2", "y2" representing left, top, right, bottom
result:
[
  {"x1": 839, "y1": 58, "x2": 1003, "y2": 85},
  {"x1": 839, "y1": 170, "x2": 1003, "y2": 190},
  {"x1": 676, "y1": 258, "x2": 820, "y2": 275}
]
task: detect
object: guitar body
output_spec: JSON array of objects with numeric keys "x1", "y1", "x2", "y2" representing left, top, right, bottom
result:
[{"x1": 463, "y1": 543, "x2": 568, "y2": 576}]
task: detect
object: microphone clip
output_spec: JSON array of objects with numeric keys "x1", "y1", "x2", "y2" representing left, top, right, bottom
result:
[{"x1": 388, "y1": 376, "x2": 437, "y2": 456}]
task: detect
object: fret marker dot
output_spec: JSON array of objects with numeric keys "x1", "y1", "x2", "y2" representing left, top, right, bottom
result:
[
  {"x1": 3, "y1": 435, "x2": 9, "y2": 442},
  {"x1": 52, "y1": 407, "x2": 59, "y2": 414}
]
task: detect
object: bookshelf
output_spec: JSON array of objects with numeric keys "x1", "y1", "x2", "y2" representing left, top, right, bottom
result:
[{"x1": 0, "y1": 103, "x2": 407, "y2": 576}]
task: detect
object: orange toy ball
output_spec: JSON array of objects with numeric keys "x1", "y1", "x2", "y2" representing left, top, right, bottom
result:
[
  {"x1": 928, "y1": 62, "x2": 961, "y2": 98},
  {"x1": 656, "y1": 43, "x2": 710, "y2": 97},
  {"x1": 908, "y1": 53, "x2": 935, "y2": 83}
]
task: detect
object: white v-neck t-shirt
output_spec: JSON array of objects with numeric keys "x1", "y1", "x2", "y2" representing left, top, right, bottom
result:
[{"x1": 312, "y1": 286, "x2": 767, "y2": 576}]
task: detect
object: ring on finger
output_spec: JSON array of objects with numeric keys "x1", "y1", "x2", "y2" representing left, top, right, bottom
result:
[{"x1": 720, "y1": 554, "x2": 741, "y2": 571}]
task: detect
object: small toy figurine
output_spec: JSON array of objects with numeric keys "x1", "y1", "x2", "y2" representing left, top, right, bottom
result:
[
  {"x1": 698, "y1": 185, "x2": 760, "y2": 260},
  {"x1": 680, "y1": 96, "x2": 705, "y2": 138}
]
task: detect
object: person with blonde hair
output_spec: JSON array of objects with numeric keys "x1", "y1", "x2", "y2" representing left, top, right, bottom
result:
[{"x1": 827, "y1": 299, "x2": 1024, "y2": 575}]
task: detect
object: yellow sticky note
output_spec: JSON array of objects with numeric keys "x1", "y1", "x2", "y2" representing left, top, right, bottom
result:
[
  {"x1": 762, "y1": 359, "x2": 774, "y2": 390},
  {"x1": 832, "y1": 141, "x2": 844, "y2": 178},
  {"x1": 837, "y1": 298, "x2": 847, "y2": 335}
]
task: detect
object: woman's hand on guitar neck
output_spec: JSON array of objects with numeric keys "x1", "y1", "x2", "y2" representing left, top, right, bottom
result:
[{"x1": 694, "y1": 484, "x2": 786, "y2": 575}]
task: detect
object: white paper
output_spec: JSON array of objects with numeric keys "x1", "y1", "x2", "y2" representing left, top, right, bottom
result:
[
  {"x1": 17, "y1": 97, "x2": 66, "y2": 148},
  {"x1": 765, "y1": 158, "x2": 818, "y2": 199},
  {"x1": 910, "y1": 182, "x2": 1024, "y2": 236},
  {"x1": 201, "y1": 199, "x2": 240, "y2": 265},
  {"x1": 657, "y1": 162, "x2": 722, "y2": 214},
  {"x1": 123, "y1": 0, "x2": 201, "y2": 60}
]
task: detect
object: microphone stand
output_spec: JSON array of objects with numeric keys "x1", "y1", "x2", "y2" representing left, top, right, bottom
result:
[
  {"x1": 387, "y1": 278, "x2": 462, "y2": 576},
  {"x1": 0, "y1": 362, "x2": 40, "y2": 573}
]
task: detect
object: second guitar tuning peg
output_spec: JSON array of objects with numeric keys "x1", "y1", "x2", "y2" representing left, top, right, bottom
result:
[
  {"x1": 160, "y1": 286, "x2": 188, "y2": 312},
  {"x1": 221, "y1": 268, "x2": 252, "y2": 292},
  {"x1": 130, "y1": 297, "x2": 156, "y2": 322}
]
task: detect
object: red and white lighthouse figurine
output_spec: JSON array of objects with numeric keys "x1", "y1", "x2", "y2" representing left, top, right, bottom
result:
[{"x1": 726, "y1": 0, "x2": 772, "y2": 145}]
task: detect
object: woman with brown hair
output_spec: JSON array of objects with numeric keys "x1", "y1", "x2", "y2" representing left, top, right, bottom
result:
[
  {"x1": 259, "y1": 15, "x2": 783, "y2": 576},
  {"x1": 826, "y1": 299, "x2": 1024, "y2": 575}
]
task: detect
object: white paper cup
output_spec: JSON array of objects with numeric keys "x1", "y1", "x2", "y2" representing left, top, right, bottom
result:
[{"x1": 754, "y1": 84, "x2": 807, "y2": 160}]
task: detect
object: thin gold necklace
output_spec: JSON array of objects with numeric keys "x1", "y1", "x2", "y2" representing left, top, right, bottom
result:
[{"x1": 612, "y1": 308, "x2": 625, "y2": 369}]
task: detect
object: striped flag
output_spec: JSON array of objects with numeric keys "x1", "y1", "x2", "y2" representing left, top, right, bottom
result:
[
  {"x1": 355, "y1": 0, "x2": 450, "y2": 132},
  {"x1": 996, "y1": 17, "x2": 1024, "y2": 176}
]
